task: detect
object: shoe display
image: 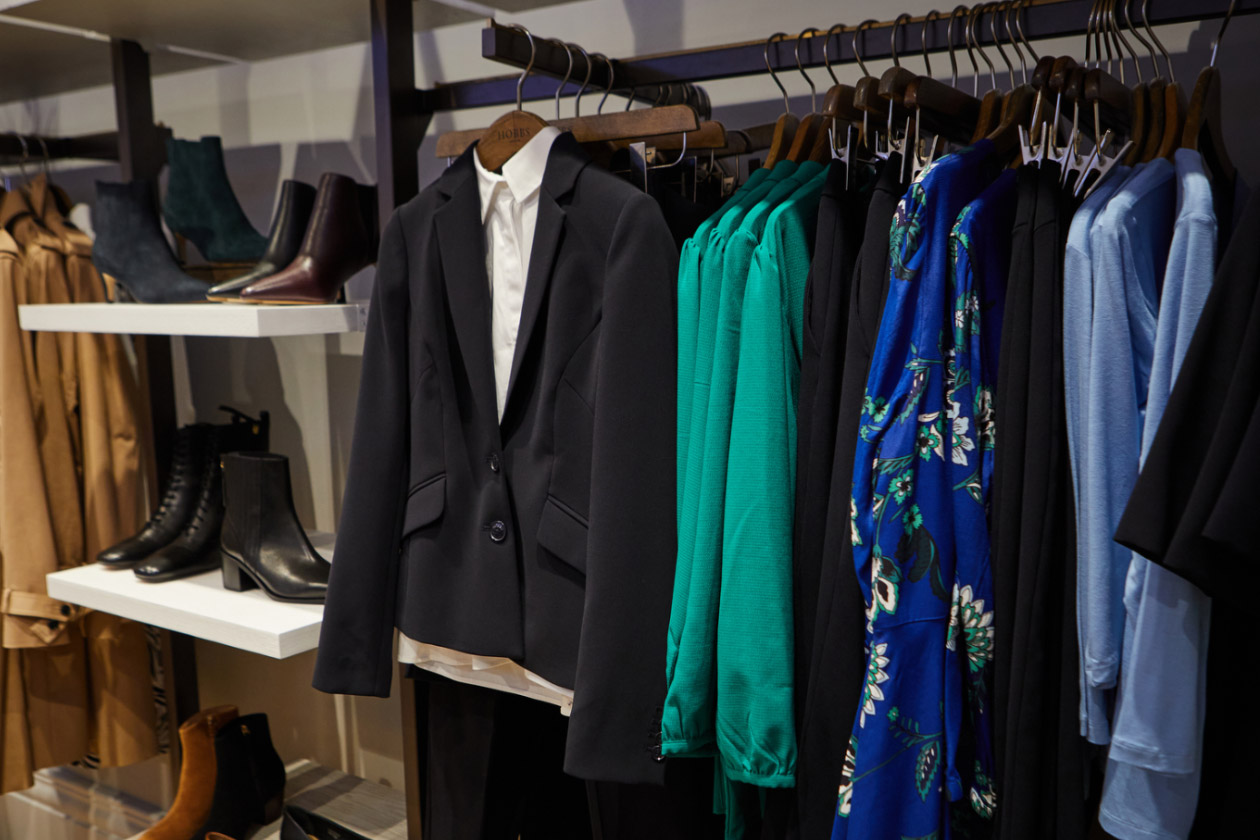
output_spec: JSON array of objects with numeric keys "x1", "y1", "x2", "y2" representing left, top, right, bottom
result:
[
  {"x1": 130, "y1": 409, "x2": 269, "y2": 583},
  {"x1": 139, "y1": 705, "x2": 240, "y2": 840},
  {"x1": 192, "y1": 713, "x2": 287, "y2": 840},
  {"x1": 220, "y1": 452, "x2": 331, "y2": 603},
  {"x1": 163, "y1": 136, "x2": 268, "y2": 262},
  {"x1": 91, "y1": 180, "x2": 212, "y2": 303},
  {"x1": 280, "y1": 805, "x2": 371, "y2": 840},
  {"x1": 206, "y1": 179, "x2": 318, "y2": 302},
  {"x1": 238, "y1": 173, "x2": 378, "y2": 305},
  {"x1": 98, "y1": 424, "x2": 213, "y2": 569}
]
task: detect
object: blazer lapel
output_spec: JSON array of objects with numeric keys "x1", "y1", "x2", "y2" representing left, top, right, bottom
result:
[
  {"x1": 434, "y1": 159, "x2": 499, "y2": 427},
  {"x1": 502, "y1": 134, "x2": 588, "y2": 415}
]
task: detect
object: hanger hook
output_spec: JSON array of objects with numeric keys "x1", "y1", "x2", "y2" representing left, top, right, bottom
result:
[
  {"x1": 922, "y1": 11, "x2": 940, "y2": 78},
  {"x1": 1211, "y1": 0, "x2": 1239, "y2": 67},
  {"x1": 654, "y1": 83, "x2": 671, "y2": 108},
  {"x1": 764, "y1": 32, "x2": 792, "y2": 115},
  {"x1": 1123, "y1": 0, "x2": 1158, "y2": 80},
  {"x1": 1109, "y1": 0, "x2": 1140, "y2": 83},
  {"x1": 853, "y1": 19, "x2": 876, "y2": 77},
  {"x1": 592, "y1": 54, "x2": 614, "y2": 114},
  {"x1": 891, "y1": 13, "x2": 912, "y2": 68},
  {"x1": 970, "y1": 5, "x2": 997, "y2": 92},
  {"x1": 795, "y1": 28, "x2": 818, "y2": 112},
  {"x1": 1015, "y1": 0, "x2": 1038, "y2": 62},
  {"x1": 822, "y1": 23, "x2": 846, "y2": 85},
  {"x1": 946, "y1": 7, "x2": 964, "y2": 87},
  {"x1": 1140, "y1": 0, "x2": 1174, "y2": 82},
  {"x1": 35, "y1": 135, "x2": 50, "y2": 178},
  {"x1": 568, "y1": 43, "x2": 592, "y2": 117},
  {"x1": 953, "y1": 5, "x2": 979, "y2": 93},
  {"x1": 510, "y1": 24, "x2": 536, "y2": 111},
  {"x1": 550, "y1": 39, "x2": 574, "y2": 120},
  {"x1": 988, "y1": 2, "x2": 1015, "y2": 89},
  {"x1": 1004, "y1": 1, "x2": 1027, "y2": 84},
  {"x1": 653, "y1": 130, "x2": 689, "y2": 169}
]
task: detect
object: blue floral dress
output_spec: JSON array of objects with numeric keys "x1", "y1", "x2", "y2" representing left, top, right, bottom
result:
[{"x1": 833, "y1": 143, "x2": 999, "y2": 840}]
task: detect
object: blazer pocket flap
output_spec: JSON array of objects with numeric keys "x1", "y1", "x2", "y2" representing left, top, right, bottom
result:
[
  {"x1": 537, "y1": 497, "x2": 589, "y2": 575},
  {"x1": 402, "y1": 475, "x2": 446, "y2": 537}
]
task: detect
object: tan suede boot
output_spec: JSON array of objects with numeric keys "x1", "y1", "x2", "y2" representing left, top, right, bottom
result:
[{"x1": 141, "y1": 705, "x2": 239, "y2": 840}]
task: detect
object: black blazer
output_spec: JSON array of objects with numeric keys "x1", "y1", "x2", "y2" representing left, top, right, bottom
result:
[{"x1": 313, "y1": 135, "x2": 679, "y2": 785}]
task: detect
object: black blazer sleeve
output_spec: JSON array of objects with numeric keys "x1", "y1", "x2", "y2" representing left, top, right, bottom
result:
[
  {"x1": 312, "y1": 210, "x2": 411, "y2": 697},
  {"x1": 564, "y1": 191, "x2": 679, "y2": 783}
]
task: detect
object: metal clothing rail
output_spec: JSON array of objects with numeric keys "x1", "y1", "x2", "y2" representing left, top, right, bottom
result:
[{"x1": 421, "y1": 0, "x2": 1258, "y2": 113}]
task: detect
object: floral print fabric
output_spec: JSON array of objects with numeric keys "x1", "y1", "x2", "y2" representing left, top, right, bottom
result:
[{"x1": 833, "y1": 143, "x2": 998, "y2": 840}]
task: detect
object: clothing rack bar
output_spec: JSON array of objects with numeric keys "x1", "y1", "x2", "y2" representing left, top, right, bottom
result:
[
  {"x1": 419, "y1": 0, "x2": 1258, "y2": 114},
  {"x1": 0, "y1": 130, "x2": 121, "y2": 163}
]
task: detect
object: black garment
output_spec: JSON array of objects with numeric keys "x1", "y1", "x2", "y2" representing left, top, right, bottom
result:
[
  {"x1": 314, "y1": 135, "x2": 679, "y2": 785},
  {"x1": 1115, "y1": 188, "x2": 1260, "y2": 840},
  {"x1": 792, "y1": 160, "x2": 875, "y2": 714},
  {"x1": 654, "y1": 187, "x2": 724, "y2": 250},
  {"x1": 992, "y1": 163, "x2": 1090, "y2": 840},
  {"x1": 587, "y1": 759, "x2": 725, "y2": 840},
  {"x1": 794, "y1": 154, "x2": 908, "y2": 840},
  {"x1": 421, "y1": 672, "x2": 592, "y2": 840}
]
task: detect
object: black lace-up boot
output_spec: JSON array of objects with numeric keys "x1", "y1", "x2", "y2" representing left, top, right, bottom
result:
[
  {"x1": 134, "y1": 429, "x2": 226, "y2": 583},
  {"x1": 97, "y1": 424, "x2": 213, "y2": 569}
]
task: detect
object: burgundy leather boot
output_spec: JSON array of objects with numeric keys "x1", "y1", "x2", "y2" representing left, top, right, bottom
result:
[{"x1": 238, "y1": 173, "x2": 377, "y2": 304}]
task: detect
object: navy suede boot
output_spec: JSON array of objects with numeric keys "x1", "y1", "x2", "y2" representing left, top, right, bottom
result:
[
  {"x1": 91, "y1": 180, "x2": 212, "y2": 303},
  {"x1": 163, "y1": 136, "x2": 267, "y2": 262}
]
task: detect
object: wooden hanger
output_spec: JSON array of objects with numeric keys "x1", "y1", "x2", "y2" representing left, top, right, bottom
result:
[
  {"x1": 1181, "y1": 0, "x2": 1237, "y2": 189},
  {"x1": 785, "y1": 28, "x2": 826, "y2": 163},
  {"x1": 810, "y1": 23, "x2": 862, "y2": 162},
  {"x1": 436, "y1": 47, "x2": 702, "y2": 159},
  {"x1": 473, "y1": 25, "x2": 551, "y2": 172},
  {"x1": 887, "y1": 11, "x2": 982, "y2": 146},
  {"x1": 761, "y1": 32, "x2": 800, "y2": 168},
  {"x1": 968, "y1": 4, "x2": 1006, "y2": 143}
]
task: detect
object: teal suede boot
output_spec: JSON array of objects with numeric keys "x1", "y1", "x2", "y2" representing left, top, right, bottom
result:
[{"x1": 163, "y1": 136, "x2": 267, "y2": 262}]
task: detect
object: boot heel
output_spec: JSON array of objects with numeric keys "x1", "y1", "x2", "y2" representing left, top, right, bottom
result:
[
  {"x1": 262, "y1": 790, "x2": 284, "y2": 824},
  {"x1": 221, "y1": 553, "x2": 256, "y2": 592}
]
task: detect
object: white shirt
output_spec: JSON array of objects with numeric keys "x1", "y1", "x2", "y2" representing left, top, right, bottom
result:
[
  {"x1": 399, "y1": 127, "x2": 573, "y2": 713},
  {"x1": 475, "y1": 126, "x2": 562, "y2": 420}
]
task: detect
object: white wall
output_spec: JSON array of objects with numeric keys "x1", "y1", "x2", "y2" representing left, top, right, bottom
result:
[{"x1": 1, "y1": 0, "x2": 1257, "y2": 798}]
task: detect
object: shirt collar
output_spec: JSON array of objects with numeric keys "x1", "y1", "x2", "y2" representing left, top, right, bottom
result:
[{"x1": 474, "y1": 126, "x2": 562, "y2": 222}]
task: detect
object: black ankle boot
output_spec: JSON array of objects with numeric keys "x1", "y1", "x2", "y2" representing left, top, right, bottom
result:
[
  {"x1": 280, "y1": 805, "x2": 370, "y2": 840},
  {"x1": 220, "y1": 452, "x2": 330, "y2": 603},
  {"x1": 215, "y1": 405, "x2": 271, "y2": 454},
  {"x1": 163, "y1": 136, "x2": 268, "y2": 263},
  {"x1": 206, "y1": 180, "x2": 317, "y2": 301},
  {"x1": 91, "y1": 180, "x2": 211, "y2": 303},
  {"x1": 98, "y1": 424, "x2": 212, "y2": 569},
  {"x1": 134, "y1": 430, "x2": 225, "y2": 583},
  {"x1": 194, "y1": 713, "x2": 287, "y2": 840}
]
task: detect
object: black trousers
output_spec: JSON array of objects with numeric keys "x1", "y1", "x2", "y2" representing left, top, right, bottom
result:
[{"x1": 417, "y1": 671, "x2": 723, "y2": 840}]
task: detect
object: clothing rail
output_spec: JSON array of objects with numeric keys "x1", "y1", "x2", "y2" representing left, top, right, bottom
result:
[
  {"x1": 420, "y1": 0, "x2": 1258, "y2": 113},
  {"x1": 0, "y1": 131, "x2": 124, "y2": 164}
]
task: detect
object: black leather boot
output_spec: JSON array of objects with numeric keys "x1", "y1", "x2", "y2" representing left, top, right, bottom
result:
[
  {"x1": 91, "y1": 180, "x2": 211, "y2": 303},
  {"x1": 163, "y1": 136, "x2": 267, "y2": 262},
  {"x1": 134, "y1": 430, "x2": 225, "y2": 583},
  {"x1": 238, "y1": 174, "x2": 378, "y2": 304},
  {"x1": 98, "y1": 424, "x2": 212, "y2": 569},
  {"x1": 220, "y1": 452, "x2": 330, "y2": 603},
  {"x1": 193, "y1": 713, "x2": 287, "y2": 840},
  {"x1": 280, "y1": 805, "x2": 370, "y2": 840},
  {"x1": 206, "y1": 180, "x2": 317, "y2": 302}
]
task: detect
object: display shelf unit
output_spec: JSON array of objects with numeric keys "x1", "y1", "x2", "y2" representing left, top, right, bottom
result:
[
  {"x1": 18, "y1": 302, "x2": 368, "y2": 337},
  {"x1": 46, "y1": 532, "x2": 332, "y2": 659}
]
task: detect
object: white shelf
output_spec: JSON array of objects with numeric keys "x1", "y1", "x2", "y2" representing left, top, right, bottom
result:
[
  {"x1": 45, "y1": 532, "x2": 334, "y2": 659},
  {"x1": 18, "y1": 302, "x2": 367, "y2": 337}
]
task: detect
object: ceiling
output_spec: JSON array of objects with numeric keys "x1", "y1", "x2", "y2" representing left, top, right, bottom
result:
[{"x1": 0, "y1": 0, "x2": 577, "y2": 103}]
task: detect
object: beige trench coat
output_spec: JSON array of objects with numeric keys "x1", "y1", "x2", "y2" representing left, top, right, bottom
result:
[{"x1": 0, "y1": 178, "x2": 158, "y2": 794}]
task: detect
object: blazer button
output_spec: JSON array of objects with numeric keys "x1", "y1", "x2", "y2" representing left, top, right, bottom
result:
[
  {"x1": 489, "y1": 520, "x2": 507, "y2": 543},
  {"x1": 488, "y1": 453, "x2": 501, "y2": 473}
]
